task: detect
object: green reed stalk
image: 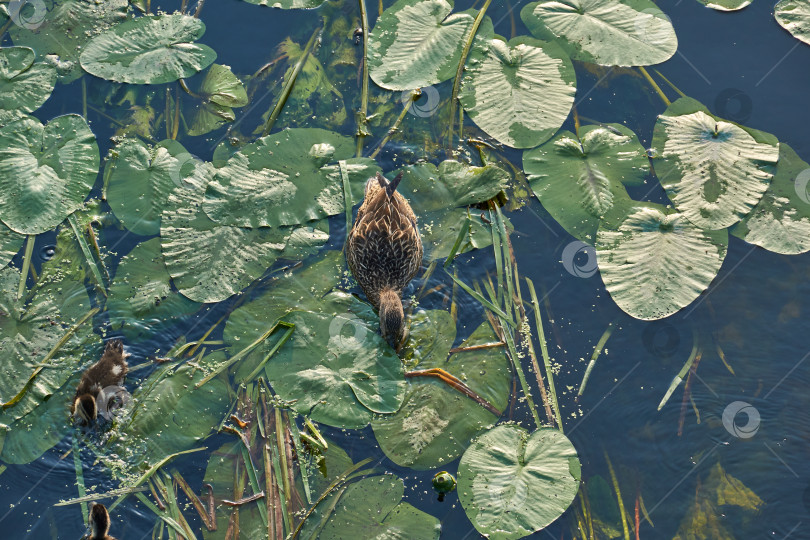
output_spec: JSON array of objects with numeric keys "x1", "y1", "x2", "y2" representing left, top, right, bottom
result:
[
  {"x1": 356, "y1": 0, "x2": 371, "y2": 156},
  {"x1": 578, "y1": 321, "x2": 617, "y2": 397},
  {"x1": 526, "y1": 278, "x2": 564, "y2": 431}
]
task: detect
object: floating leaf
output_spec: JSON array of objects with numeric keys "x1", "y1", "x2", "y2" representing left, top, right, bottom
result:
[
  {"x1": 730, "y1": 143, "x2": 810, "y2": 254},
  {"x1": 458, "y1": 424, "x2": 581, "y2": 539},
  {"x1": 775, "y1": 0, "x2": 810, "y2": 44},
  {"x1": 188, "y1": 64, "x2": 248, "y2": 137},
  {"x1": 700, "y1": 0, "x2": 752, "y2": 11},
  {"x1": 0, "y1": 222, "x2": 23, "y2": 268},
  {"x1": 651, "y1": 97, "x2": 779, "y2": 229},
  {"x1": 240, "y1": 0, "x2": 328, "y2": 9},
  {"x1": 521, "y1": 0, "x2": 677, "y2": 66},
  {"x1": 372, "y1": 319, "x2": 511, "y2": 469},
  {"x1": 263, "y1": 292, "x2": 405, "y2": 429},
  {"x1": 160, "y1": 161, "x2": 291, "y2": 303},
  {"x1": 0, "y1": 46, "x2": 56, "y2": 113},
  {"x1": 460, "y1": 37, "x2": 575, "y2": 149},
  {"x1": 107, "y1": 238, "x2": 201, "y2": 342},
  {"x1": 420, "y1": 208, "x2": 505, "y2": 261},
  {"x1": 523, "y1": 124, "x2": 648, "y2": 243},
  {"x1": 0, "y1": 114, "x2": 99, "y2": 234},
  {"x1": 9, "y1": 0, "x2": 128, "y2": 82},
  {"x1": 368, "y1": 0, "x2": 481, "y2": 90},
  {"x1": 595, "y1": 204, "x2": 728, "y2": 320},
  {"x1": 80, "y1": 14, "x2": 216, "y2": 84},
  {"x1": 203, "y1": 128, "x2": 353, "y2": 228},
  {"x1": 106, "y1": 138, "x2": 199, "y2": 236},
  {"x1": 397, "y1": 160, "x2": 509, "y2": 213}
]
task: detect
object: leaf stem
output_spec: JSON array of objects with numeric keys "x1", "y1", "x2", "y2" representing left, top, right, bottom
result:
[
  {"x1": 368, "y1": 89, "x2": 419, "y2": 159},
  {"x1": 653, "y1": 69, "x2": 687, "y2": 98},
  {"x1": 577, "y1": 320, "x2": 616, "y2": 397},
  {"x1": 638, "y1": 66, "x2": 670, "y2": 106},
  {"x1": 356, "y1": 0, "x2": 371, "y2": 157},
  {"x1": 526, "y1": 278, "x2": 564, "y2": 431},
  {"x1": 68, "y1": 213, "x2": 107, "y2": 296},
  {"x1": 17, "y1": 234, "x2": 34, "y2": 300}
]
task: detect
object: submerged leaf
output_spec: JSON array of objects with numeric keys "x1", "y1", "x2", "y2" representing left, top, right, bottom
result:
[
  {"x1": 460, "y1": 37, "x2": 576, "y2": 149},
  {"x1": 458, "y1": 424, "x2": 581, "y2": 539},
  {"x1": 80, "y1": 14, "x2": 216, "y2": 84},
  {"x1": 0, "y1": 46, "x2": 56, "y2": 113},
  {"x1": 0, "y1": 114, "x2": 99, "y2": 234},
  {"x1": 775, "y1": 0, "x2": 810, "y2": 45},
  {"x1": 0, "y1": 222, "x2": 23, "y2": 268},
  {"x1": 651, "y1": 97, "x2": 779, "y2": 229},
  {"x1": 521, "y1": 0, "x2": 677, "y2": 66},
  {"x1": 188, "y1": 64, "x2": 248, "y2": 136},
  {"x1": 595, "y1": 204, "x2": 728, "y2": 320}
]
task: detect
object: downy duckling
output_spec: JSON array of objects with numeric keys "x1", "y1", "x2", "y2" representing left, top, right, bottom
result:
[
  {"x1": 85, "y1": 503, "x2": 118, "y2": 540},
  {"x1": 346, "y1": 172, "x2": 423, "y2": 345},
  {"x1": 72, "y1": 340, "x2": 128, "y2": 424}
]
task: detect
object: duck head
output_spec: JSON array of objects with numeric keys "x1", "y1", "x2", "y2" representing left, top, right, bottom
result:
[{"x1": 379, "y1": 288, "x2": 406, "y2": 346}]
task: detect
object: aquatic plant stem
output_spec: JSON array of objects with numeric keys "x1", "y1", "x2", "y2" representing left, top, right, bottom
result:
[
  {"x1": 339, "y1": 160, "x2": 353, "y2": 242},
  {"x1": 443, "y1": 210, "x2": 471, "y2": 268},
  {"x1": 68, "y1": 213, "x2": 107, "y2": 296},
  {"x1": 638, "y1": 66, "x2": 670, "y2": 106},
  {"x1": 224, "y1": 425, "x2": 269, "y2": 529},
  {"x1": 17, "y1": 234, "x2": 34, "y2": 300},
  {"x1": 605, "y1": 451, "x2": 630, "y2": 540},
  {"x1": 577, "y1": 320, "x2": 616, "y2": 397},
  {"x1": 274, "y1": 408, "x2": 293, "y2": 531},
  {"x1": 657, "y1": 330, "x2": 699, "y2": 411},
  {"x1": 81, "y1": 78, "x2": 87, "y2": 120},
  {"x1": 72, "y1": 437, "x2": 89, "y2": 525},
  {"x1": 448, "y1": 0, "x2": 493, "y2": 152},
  {"x1": 264, "y1": 24, "x2": 322, "y2": 136},
  {"x1": 356, "y1": 0, "x2": 371, "y2": 157},
  {"x1": 652, "y1": 69, "x2": 687, "y2": 98},
  {"x1": 369, "y1": 89, "x2": 419, "y2": 159},
  {"x1": 526, "y1": 278, "x2": 564, "y2": 431},
  {"x1": 406, "y1": 368, "x2": 501, "y2": 415}
]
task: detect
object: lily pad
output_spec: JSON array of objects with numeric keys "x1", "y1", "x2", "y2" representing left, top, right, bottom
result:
[
  {"x1": 420, "y1": 208, "x2": 505, "y2": 261},
  {"x1": 372, "y1": 319, "x2": 511, "y2": 469},
  {"x1": 397, "y1": 161, "x2": 510, "y2": 213},
  {"x1": 0, "y1": 222, "x2": 23, "y2": 268},
  {"x1": 80, "y1": 14, "x2": 217, "y2": 84},
  {"x1": 9, "y1": 0, "x2": 128, "y2": 82},
  {"x1": 106, "y1": 138, "x2": 199, "y2": 236},
  {"x1": 240, "y1": 0, "x2": 328, "y2": 8},
  {"x1": 0, "y1": 114, "x2": 99, "y2": 234},
  {"x1": 460, "y1": 37, "x2": 576, "y2": 149},
  {"x1": 188, "y1": 64, "x2": 249, "y2": 137},
  {"x1": 699, "y1": 0, "x2": 752, "y2": 11},
  {"x1": 458, "y1": 424, "x2": 581, "y2": 539},
  {"x1": 775, "y1": 0, "x2": 810, "y2": 45},
  {"x1": 107, "y1": 238, "x2": 201, "y2": 342},
  {"x1": 160, "y1": 161, "x2": 292, "y2": 303},
  {"x1": 0, "y1": 47, "x2": 56, "y2": 113},
  {"x1": 521, "y1": 0, "x2": 677, "y2": 67},
  {"x1": 263, "y1": 292, "x2": 405, "y2": 429},
  {"x1": 523, "y1": 124, "x2": 648, "y2": 243},
  {"x1": 368, "y1": 0, "x2": 484, "y2": 90},
  {"x1": 651, "y1": 97, "x2": 780, "y2": 229},
  {"x1": 203, "y1": 128, "x2": 354, "y2": 228},
  {"x1": 731, "y1": 143, "x2": 810, "y2": 254},
  {"x1": 595, "y1": 204, "x2": 728, "y2": 320}
]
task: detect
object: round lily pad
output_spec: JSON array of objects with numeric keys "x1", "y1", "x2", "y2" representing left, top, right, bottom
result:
[
  {"x1": 523, "y1": 124, "x2": 648, "y2": 243},
  {"x1": 188, "y1": 64, "x2": 248, "y2": 137},
  {"x1": 0, "y1": 114, "x2": 99, "y2": 234},
  {"x1": 396, "y1": 160, "x2": 510, "y2": 213},
  {"x1": 651, "y1": 97, "x2": 780, "y2": 229},
  {"x1": 460, "y1": 37, "x2": 576, "y2": 149},
  {"x1": 775, "y1": 0, "x2": 810, "y2": 45},
  {"x1": 0, "y1": 46, "x2": 56, "y2": 113},
  {"x1": 458, "y1": 424, "x2": 581, "y2": 539},
  {"x1": 521, "y1": 0, "x2": 677, "y2": 67},
  {"x1": 80, "y1": 14, "x2": 216, "y2": 84},
  {"x1": 0, "y1": 222, "x2": 23, "y2": 268},
  {"x1": 595, "y1": 204, "x2": 728, "y2": 320}
]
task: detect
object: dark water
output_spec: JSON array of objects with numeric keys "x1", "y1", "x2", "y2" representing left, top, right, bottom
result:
[{"x1": 2, "y1": 0, "x2": 810, "y2": 538}]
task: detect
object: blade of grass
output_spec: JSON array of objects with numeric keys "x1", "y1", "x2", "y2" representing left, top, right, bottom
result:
[
  {"x1": 445, "y1": 269, "x2": 512, "y2": 323},
  {"x1": 578, "y1": 321, "x2": 617, "y2": 397},
  {"x1": 657, "y1": 330, "x2": 699, "y2": 411},
  {"x1": 134, "y1": 491, "x2": 192, "y2": 539},
  {"x1": 72, "y1": 436, "x2": 89, "y2": 524},
  {"x1": 17, "y1": 234, "x2": 35, "y2": 300},
  {"x1": 225, "y1": 425, "x2": 269, "y2": 529},
  {"x1": 275, "y1": 407, "x2": 294, "y2": 532},
  {"x1": 525, "y1": 278, "x2": 563, "y2": 431},
  {"x1": 242, "y1": 323, "x2": 295, "y2": 383},
  {"x1": 286, "y1": 410, "x2": 313, "y2": 505},
  {"x1": 605, "y1": 451, "x2": 630, "y2": 540},
  {"x1": 339, "y1": 160, "x2": 353, "y2": 243}
]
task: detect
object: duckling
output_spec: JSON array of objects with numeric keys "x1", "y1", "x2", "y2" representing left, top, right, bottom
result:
[
  {"x1": 346, "y1": 172, "x2": 423, "y2": 345},
  {"x1": 85, "y1": 503, "x2": 118, "y2": 540},
  {"x1": 72, "y1": 340, "x2": 128, "y2": 424}
]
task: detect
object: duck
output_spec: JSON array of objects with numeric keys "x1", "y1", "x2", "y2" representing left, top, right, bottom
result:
[
  {"x1": 72, "y1": 339, "x2": 129, "y2": 424},
  {"x1": 85, "y1": 502, "x2": 118, "y2": 540},
  {"x1": 346, "y1": 171, "x2": 423, "y2": 345}
]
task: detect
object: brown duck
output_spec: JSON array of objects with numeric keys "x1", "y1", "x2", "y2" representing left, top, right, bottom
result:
[
  {"x1": 85, "y1": 503, "x2": 118, "y2": 540},
  {"x1": 72, "y1": 340, "x2": 128, "y2": 424},
  {"x1": 347, "y1": 172, "x2": 423, "y2": 344}
]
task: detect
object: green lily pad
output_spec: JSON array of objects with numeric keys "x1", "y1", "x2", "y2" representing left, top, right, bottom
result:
[
  {"x1": 651, "y1": 97, "x2": 780, "y2": 229},
  {"x1": 368, "y1": 0, "x2": 484, "y2": 90},
  {"x1": 521, "y1": 0, "x2": 677, "y2": 67},
  {"x1": 595, "y1": 204, "x2": 728, "y2": 320},
  {"x1": 263, "y1": 292, "x2": 405, "y2": 430},
  {"x1": 731, "y1": 143, "x2": 810, "y2": 254},
  {"x1": 0, "y1": 114, "x2": 99, "y2": 234},
  {"x1": 107, "y1": 238, "x2": 201, "y2": 342},
  {"x1": 240, "y1": 0, "x2": 328, "y2": 8},
  {"x1": 80, "y1": 14, "x2": 216, "y2": 84},
  {"x1": 106, "y1": 138, "x2": 199, "y2": 237},
  {"x1": 397, "y1": 160, "x2": 510, "y2": 213},
  {"x1": 420, "y1": 208, "x2": 505, "y2": 261},
  {"x1": 0, "y1": 46, "x2": 56, "y2": 113},
  {"x1": 372, "y1": 319, "x2": 511, "y2": 469},
  {"x1": 460, "y1": 37, "x2": 575, "y2": 149},
  {"x1": 775, "y1": 0, "x2": 810, "y2": 44},
  {"x1": 458, "y1": 424, "x2": 581, "y2": 540},
  {"x1": 188, "y1": 64, "x2": 249, "y2": 137},
  {"x1": 0, "y1": 222, "x2": 23, "y2": 268},
  {"x1": 9, "y1": 0, "x2": 128, "y2": 83},
  {"x1": 160, "y1": 161, "x2": 292, "y2": 303},
  {"x1": 280, "y1": 219, "x2": 330, "y2": 260},
  {"x1": 523, "y1": 124, "x2": 648, "y2": 243},
  {"x1": 700, "y1": 0, "x2": 752, "y2": 11},
  {"x1": 203, "y1": 128, "x2": 354, "y2": 228}
]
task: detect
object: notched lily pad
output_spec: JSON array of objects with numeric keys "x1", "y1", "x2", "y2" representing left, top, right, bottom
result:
[
  {"x1": 188, "y1": 64, "x2": 249, "y2": 136},
  {"x1": 775, "y1": 0, "x2": 810, "y2": 45},
  {"x1": 0, "y1": 46, "x2": 56, "y2": 113}
]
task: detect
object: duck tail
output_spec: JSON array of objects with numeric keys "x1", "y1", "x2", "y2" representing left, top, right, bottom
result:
[{"x1": 386, "y1": 172, "x2": 403, "y2": 198}]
